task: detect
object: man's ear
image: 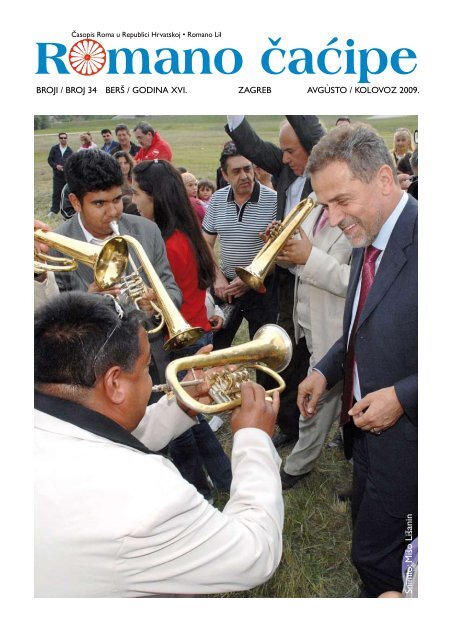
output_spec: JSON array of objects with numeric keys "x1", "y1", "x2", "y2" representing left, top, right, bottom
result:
[
  {"x1": 221, "y1": 169, "x2": 230, "y2": 185},
  {"x1": 68, "y1": 192, "x2": 82, "y2": 213},
  {"x1": 102, "y1": 366, "x2": 126, "y2": 405},
  {"x1": 378, "y1": 164, "x2": 396, "y2": 195}
]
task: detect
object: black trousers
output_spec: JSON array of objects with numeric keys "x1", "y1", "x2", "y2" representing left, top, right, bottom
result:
[
  {"x1": 275, "y1": 268, "x2": 310, "y2": 438},
  {"x1": 213, "y1": 276, "x2": 278, "y2": 389},
  {"x1": 51, "y1": 172, "x2": 66, "y2": 213},
  {"x1": 350, "y1": 427, "x2": 418, "y2": 597}
]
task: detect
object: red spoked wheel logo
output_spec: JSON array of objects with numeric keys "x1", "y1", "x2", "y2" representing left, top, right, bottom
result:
[{"x1": 69, "y1": 39, "x2": 106, "y2": 75}]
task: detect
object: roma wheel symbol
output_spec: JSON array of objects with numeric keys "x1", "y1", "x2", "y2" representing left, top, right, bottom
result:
[{"x1": 69, "y1": 39, "x2": 106, "y2": 76}]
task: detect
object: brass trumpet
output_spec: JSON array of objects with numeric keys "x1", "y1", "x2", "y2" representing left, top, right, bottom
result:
[
  {"x1": 33, "y1": 229, "x2": 129, "y2": 288},
  {"x1": 235, "y1": 197, "x2": 318, "y2": 293},
  {"x1": 164, "y1": 324, "x2": 292, "y2": 414},
  {"x1": 110, "y1": 222, "x2": 204, "y2": 351}
]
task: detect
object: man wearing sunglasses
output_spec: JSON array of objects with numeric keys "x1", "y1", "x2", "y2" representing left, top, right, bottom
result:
[
  {"x1": 35, "y1": 292, "x2": 283, "y2": 597},
  {"x1": 47, "y1": 132, "x2": 73, "y2": 217}
]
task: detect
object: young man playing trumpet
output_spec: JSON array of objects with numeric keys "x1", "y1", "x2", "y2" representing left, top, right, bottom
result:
[
  {"x1": 35, "y1": 292, "x2": 283, "y2": 597},
  {"x1": 49, "y1": 148, "x2": 181, "y2": 381}
]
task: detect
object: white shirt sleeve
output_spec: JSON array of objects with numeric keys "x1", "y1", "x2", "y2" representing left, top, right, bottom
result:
[
  {"x1": 227, "y1": 115, "x2": 245, "y2": 131},
  {"x1": 132, "y1": 395, "x2": 197, "y2": 451}
]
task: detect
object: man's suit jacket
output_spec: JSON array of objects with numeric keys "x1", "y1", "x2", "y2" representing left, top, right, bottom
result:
[
  {"x1": 293, "y1": 202, "x2": 352, "y2": 367},
  {"x1": 317, "y1": 196, "x2": 418, "y2": 517},
  {"x1": 47, "y1": 145, "x2": 73, "y2": 175},
  {"x1": 51, "y1": 214, "x2": 181, "y2": 380},
  {"x1": 225, "y1": 115, "x2": 324, "y2": 220},
  {"x1": 52, "y1": 213, "x2": 181, "y2": 309}
]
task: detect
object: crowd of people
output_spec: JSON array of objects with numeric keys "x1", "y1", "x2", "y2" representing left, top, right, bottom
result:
[{"x1": 36, "y1": 116, "x2": 418, "y2": 598}]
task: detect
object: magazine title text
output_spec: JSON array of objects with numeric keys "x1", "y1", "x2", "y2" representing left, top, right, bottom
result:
[{"x1": 36, "y1": 37, "x2": 417, "y2": 84}]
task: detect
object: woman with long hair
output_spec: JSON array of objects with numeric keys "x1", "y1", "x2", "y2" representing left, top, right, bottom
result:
[
  {"x1": 113, "y1": 150, "x2": 139, "y2": 215},
  {"x1": 390, "y1": 127, "x2": 414, "y2": 166},
  {"x1": 113, "y1": 150, "x2": 135, "y2": 187},
  {"x1": 132, "y1": 159, "x2": 232, "y2": 502},
  {"x1": 133, "y1": 160, "x2": 216, "y2": 332},
  {"x1": 79, "y1": 132, "x2": 97, "y2": 150}
]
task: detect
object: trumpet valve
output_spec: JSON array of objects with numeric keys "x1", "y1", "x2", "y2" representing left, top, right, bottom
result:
[
  {"x1": 268, "y1": 222, "x2": 283, "y2": 241},
  {"x1": 206, "y1": 369, "x2": 250, "y2": 404},
  {"x1": 119, "y1": 271, "x2": 147, "y2": 302}
]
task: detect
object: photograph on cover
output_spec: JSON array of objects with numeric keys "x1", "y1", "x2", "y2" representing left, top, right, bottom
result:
[{"x1": 34, "y1": 113, "x2": 418, "y2": 599}]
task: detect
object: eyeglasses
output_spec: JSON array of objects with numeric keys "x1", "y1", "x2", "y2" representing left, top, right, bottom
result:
[
  {"x1": 92, "y1": 295, "x2": 125, "y2": 376},
  {"x1": 59, "y1": 136, "x2": 67, "y2": 140}
]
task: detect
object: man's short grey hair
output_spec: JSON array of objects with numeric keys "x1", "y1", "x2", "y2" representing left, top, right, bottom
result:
[
  {"x1": 307, "y1": 123, "x2": 397, "y2": 183},
  {"x1": 133, "y1": 121, "x2": 155, "y2": 136},
  {"x1": 410, "y1": 147, "x2": 418, "y2": 172}
]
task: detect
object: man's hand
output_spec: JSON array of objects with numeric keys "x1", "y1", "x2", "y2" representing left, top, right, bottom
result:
[
  {"x1": 398, "y1": 173, "x2": 412, "y2": 191},
  {"x1": 214, "y1": 270, "x2": 230, "y2": 302},
  {"x1": 208, "y1": 314, "x2": 224, "y2": 332},
  {"x1": 297, "y1": 370, "x2": 327, "y2": 418},
  {"x1": 34, "y1": 220, "x2": 52, "y2": 254},
  {"x1": 277, "y1": 231, "x2": 312, "y2": 266},
  {"x1": 135, "y1": 286, "x2": 158, "y2": 314},
  {"x1": 258, "y1": 220, "x2": 280, "y2": 244},
  {"x1": 56, "y1": 164, "x2": 64, "y2": 172},
  {"x1": 176, "y1": 345, "x2": 215, "y2": 416},
  {"x1": 224, "y1": 276, "x2": 249, "y2": 299},
  {"x1": 87, "y1": 282, "x2": 122, "y2": 297},
  {"x1": 231, "y1": 382, "x2": 279, "y2": 437},
  {"x1": 348, "y1": 386, "x2": 404, "y2": 433},
  {"x1": 34, "y1": 220, "x2": 52, "y2": 280}
]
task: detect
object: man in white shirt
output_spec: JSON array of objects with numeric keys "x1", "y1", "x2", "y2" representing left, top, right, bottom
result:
[{"x1": 35, "y1": 292, "x2": 283, "y2": 597}]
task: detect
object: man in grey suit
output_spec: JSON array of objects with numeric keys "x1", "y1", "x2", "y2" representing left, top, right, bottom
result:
[
  {"x1": 51, "y1": 149, "x2": 181, "y2": 382},
  {"x1": 298, "y1": 124, "x2": 418, "y2": 597}
]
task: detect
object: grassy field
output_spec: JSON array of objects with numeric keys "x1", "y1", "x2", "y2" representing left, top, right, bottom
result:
[
  {"x1": 34, "y1": 114, "x2": 417, "y2": 222},
  {"x1": 34, "y1": 114, "x2": 417, "y2": 598}
]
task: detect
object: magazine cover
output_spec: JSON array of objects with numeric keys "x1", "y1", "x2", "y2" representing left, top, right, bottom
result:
[{"x1": 6, "y1": 0, "x2": 441, "y2": 635}]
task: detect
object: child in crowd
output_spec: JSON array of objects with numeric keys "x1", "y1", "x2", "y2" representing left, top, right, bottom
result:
[{"x1": 197, "y1": 179, "x2": 216, "y2": 206}]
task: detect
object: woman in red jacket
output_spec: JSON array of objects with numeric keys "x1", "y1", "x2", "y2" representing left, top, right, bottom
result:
[{"x1": 132, "y1": 159, "x2": 232, "y2": 502}]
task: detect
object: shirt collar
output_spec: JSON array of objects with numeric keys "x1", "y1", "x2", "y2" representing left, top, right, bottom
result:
[
  {"x1": 34, "y1": 391, "x2": 153, "y2": 454},
  {"x1": 226, "y1": 179, "x2": 260, "y2": 204},
  {"x1": 372, "y1": 192, "x2": 408, "y2": 252},
  {"x1": 77, "y1": 213, "x2": 115, "y2": 244}
]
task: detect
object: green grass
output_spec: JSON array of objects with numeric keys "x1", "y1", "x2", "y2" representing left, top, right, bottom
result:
[
  {"x1": 34, "y1": 114, "x2": 417, "y2": 597},
  {"x1": 206, "y1": 320, "x2": 360, "y2": 598},
  {"x1": 34, "y1": 114, "x2": 417, "y2": 223}
]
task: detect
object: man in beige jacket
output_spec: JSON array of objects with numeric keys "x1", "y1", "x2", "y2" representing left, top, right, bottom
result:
[{"x1": 277, "y1": 196, "x2": 351, "y2": 488}]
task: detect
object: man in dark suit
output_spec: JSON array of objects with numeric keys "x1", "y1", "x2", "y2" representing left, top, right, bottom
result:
[
  {"x1": 297, "y1": 124, "x2": 417, "y2": 597},
  {"x1": 51, "y1": 149, "x2": 181, "y2": 383},
  {"x1": 47, "y1": 132, "x2": 73, "y2": 216},
  {"x1": 225, "y1": 115, "x2": 325, "y2": 445}
]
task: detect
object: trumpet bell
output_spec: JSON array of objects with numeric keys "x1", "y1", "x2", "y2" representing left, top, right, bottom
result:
[
  {"x1": 235, "y1": 266, "x2": 267, "y2": 293},
  {"x1": 164, "y1": 323, "x2": 293, "y2": 414},
  {"x1": 235, "y1": 197, "x2": 318, "y2": 293},
  {"x1": 164, "y1": 327, "x2": 205, "y2": 352},
  {"x1": 93, "y1": 238, "x2": 129, "y2": 289},
  {"x1": 251, "y1": 324, "x2": 293, "y2": 372},
  {"x1": 34, "y1": 229, "x2": 129, "y2": 288}
]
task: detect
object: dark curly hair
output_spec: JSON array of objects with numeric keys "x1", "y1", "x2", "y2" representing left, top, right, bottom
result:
[{"x1": 64, "y1": 149, "x2": 123, "y2": 202}]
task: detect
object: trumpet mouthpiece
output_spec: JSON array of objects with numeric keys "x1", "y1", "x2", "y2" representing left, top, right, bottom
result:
[{"x1": 110, "y1": 221, "x2": 120, "y2": 235}]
